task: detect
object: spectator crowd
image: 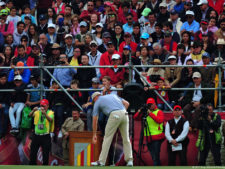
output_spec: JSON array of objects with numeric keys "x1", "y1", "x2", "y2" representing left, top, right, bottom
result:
[{"x1": 0, "y1": 0, "x2": 225, "y2": 166}]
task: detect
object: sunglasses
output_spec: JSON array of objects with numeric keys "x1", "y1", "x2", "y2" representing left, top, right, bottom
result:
[
  {"x1": 108, "y1": 14, "x2": 115, "y2": 17},
  {"x1": 126, "y1": 18, "x2": 132, "y2": 21},
  {"x1": 90, "y1": 45, "x2": 97, "y2": 48},
  {"x1": 160, "y1": 7, "x2": 167, "y2": 9},
  {"x1": 187, "y1": 16, "x2": 193, "y2": 18},
  {"x1": 21, "y1": 40, "x2": 27, "y2": 42}
]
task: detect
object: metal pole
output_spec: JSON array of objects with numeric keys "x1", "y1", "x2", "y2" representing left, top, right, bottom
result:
[
  {"x1": 40, "y1": 53, "x2": 44, "y2": 100},
  {"x1": 128, "y1": 52, "x2": 132, "y2": 83},
  {"x1": 44, "y1": 68, "x2": 83, "y2": 111},
  {"x1": 218, "y1": 50, "x2": 222, "y2": 111},
  {"x1": 133, "y1": 67, "x2": 173, "y2": 111}
]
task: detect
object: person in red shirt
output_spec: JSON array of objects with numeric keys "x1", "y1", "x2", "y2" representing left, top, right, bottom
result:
[
  {"x1": 80, "y1": 1, "x2": 99, "y2": 22},
  {"x1": 117, "y1": 2, "x2": 138, "y2": 24},
  {"x1": 134, "y1": 97, "x2": 165, "y2": 166},
  {"x1": 208, "y1": 0, "x2": 223, "y2": 15},
  {"x1": 119, "y1": 32, "x2": 137, "y2": 56},
  {"x1": 99, "y1": 41, "x2": 120, "y2": 78},
  {"x1": 160, "y1": 31, "x2": 177, "y2": 56},
  {"x1": 104, "y1": 54, "x2": 125, "y2": 88}
]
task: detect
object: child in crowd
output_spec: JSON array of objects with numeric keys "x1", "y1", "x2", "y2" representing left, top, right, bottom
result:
[
  {"x1": 6, "y1": 7, "x2": 21, "y2": 28},
  {"x1": 149, "y1": 77, "x2": 171, "y2": 111},
  {"x1": 82, "y1": 77, "x2": 100, "y2": 131}
]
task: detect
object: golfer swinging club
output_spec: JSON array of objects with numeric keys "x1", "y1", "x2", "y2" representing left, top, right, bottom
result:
[{"x1": 91, "y1": 92, "x2": 133, "y2": 166}]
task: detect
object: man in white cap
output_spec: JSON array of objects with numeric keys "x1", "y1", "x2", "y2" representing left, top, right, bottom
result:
[
  {"x1": 103, "y1": 54, "x2": 125, "y2": 88},
  {"x1": 91, "y1": 92, "x2": 133, "y2": 166},
  {"x1": 87, "y1": 41, "x2": 102, "y2": 78},
  {"x1": 180, "y1": 11, "x2": 200, "y2": 37},
  {"x1": 182, "y1": 72, "x2": 213, "y2": 130},
  {"x1": 46, "y1": 23, "x2": 57, "y2": 44},
  {"x1": 63, "y1": 34, "x2": 74, "y2": 61},
  {"x1": 194, "y1": 0, "x2": 214, "y2": 22}
]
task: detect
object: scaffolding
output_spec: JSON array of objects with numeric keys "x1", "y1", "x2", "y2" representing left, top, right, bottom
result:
[{"x1": 0, "y1": 54, "x2": 224, "y2": 112}]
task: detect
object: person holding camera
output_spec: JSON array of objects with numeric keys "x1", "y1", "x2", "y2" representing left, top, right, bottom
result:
[
  {"x1": 165, "y1": 105, "x2": 189, "y2": 165},
  {"x1": 196, "y1": 103, "x2": 222, "y2": 166},
  {"x1": 28, "y1": 99, "x2": 54, "y2": 165},
  {"x1": 52, "y1": 54, "x2": 77, "y2": 88},
  {"x1": 134, "y1": 97, "x2": 165, "y2": 166}
]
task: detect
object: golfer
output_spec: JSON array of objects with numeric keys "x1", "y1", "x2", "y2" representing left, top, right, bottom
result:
[{"x1": 91, "y1": 92, "x2": 133, "y2": 166}]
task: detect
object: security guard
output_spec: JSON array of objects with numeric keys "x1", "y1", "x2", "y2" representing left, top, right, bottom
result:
[{"x1": 29, "y1": 99, "x2": 54, "y2": 165}]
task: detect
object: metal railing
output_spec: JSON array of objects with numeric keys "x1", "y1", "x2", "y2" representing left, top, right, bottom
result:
[{"x1": 0, "y1": 53, "x2": 224, "y2": 112}]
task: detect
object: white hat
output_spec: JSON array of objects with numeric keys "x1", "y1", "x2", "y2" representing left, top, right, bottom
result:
[
  {"x1": 112, "y1": 54, "x2": 120, "y2": 60},
  {"x1": 168, "y1": 55, "x2": 177, "y2": 60},
  {"x1": 192, "y1": 72, "x2": 201, "y2": 78},
  {"x1": 14, "y1": 75, "x2": 22, "y2": 81},
  {"x1": 48, "y1": 23, "x2": 56, "y2": 29},
  {"x1": 64, "y1": 34, "x2": 73, "y2": 39},
  {"x1": 186, "y1": 10, "x2": 194, "y2": 15},
  {"x1": 91, "y1": 92, "x2": 101, "y2": 101},
  {"x1": 213, "y1": 57, "x2": 225, "y2": 65},
  {"x1": 217, "y1": 38, "x2": 225, "y2": 45},
  {"x1": 159, "y1": 2, "x2": 167, "y2": 7},
  {"x1": 90, "y1": 40, "x2": 98, "y2": 45},
  {"x1": 96, "y1": 22, "x2": 103, "y2": 28},
  {"x1": 197, "y1": 0, "x2": 208, "y2": 5},
  {"x1": 0, "y1": 1, "x2": 6, "y2": 6}
]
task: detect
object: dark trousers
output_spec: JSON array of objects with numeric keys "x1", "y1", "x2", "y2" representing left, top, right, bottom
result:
[
  {"x1": 0, "y1": 104, "x2": 9, "y2": 137},
  {"x1": 147, "y1": 140, "x2": 162, "y2": 166},
  {"x1": 52, "y1": 105, "x2": 65, "y2": 130},
  {"x1": 167, "y1": 143, "x2": 187, "y2": 166},
  {"x1": 29, "y1": 134, "x2": 51, "y2": 165},
  {"x1": 183, "y1": 104, "x2": 201, "y2": 128},
  {"x1": 198, "y1": 143, "x2": 221, "y2": 166}
]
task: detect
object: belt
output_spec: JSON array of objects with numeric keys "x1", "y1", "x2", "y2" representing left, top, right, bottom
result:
[
  {"x1": 111, "y1": 110, "x2": 129, "y2": 115},
  {"x1": 35, "y1": 133, "x2": 49, "y2": 136}
]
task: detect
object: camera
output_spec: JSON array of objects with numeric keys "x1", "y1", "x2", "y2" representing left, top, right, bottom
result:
[
  {"x1": 199, "y1": 105, "x2": 209, "y2": 120},
  {"x1": 140, "y1": 104, "x2": 151, "y2": 118}
]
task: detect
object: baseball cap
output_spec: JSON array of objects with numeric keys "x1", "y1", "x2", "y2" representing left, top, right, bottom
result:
[
  {"x1": 200, "y1": 19, "x2": 208, "y2": 25},
  {"x1": 173, "y1": 105, "x2": 182, "y2": 110},
  {"x1": 202, "y1": 52, "x2": 210, "y2": 58},
  {"x1": 16, "y1": 61, "x2": 24, "y2": 67},
  {"x1": 96, "y1": 22, "x2": 103, "y2": 28},
  {"x1": 0, "y1": 9, "x2": 8, "y2": 16},
  {"x1": 92, "y1": 77, "x2": 100, "y2": 83},
  {"x1": 140, "y1": 32, "x2": 149, "y2": 39},
  {"x1": 0, "y1": 1, "x2": 6, "y2": 6},
  {"x1": 14, "y1": 75, "x2": 22, "y2": 81},
  {"x1": 170, "y1": 9, "x2": 178, "y2": 15},
  {"x1": 186, "y1": 10, "x2": 194, "y2": 16},
  {"x1": 217, "y1": 38, "x2": 225, "y2": 45},
  {"x1": 64, "y1": 34, "x2": 73, "y2": 39},
  {"x1": 48, "y1": 23, "x2": 56, "y2": 29},
  {"x1": 90, "y1": 40, "x2": 98, "y2": 46},
  {"x1": 142, "y1": 8, "x2": 151, "y2": 17},
  {"x1": 123, "y1": 45, "x2": 131, "y2": 51},
  {"x1": 112, "y1": 54, "x2": 120, "y2": 60},
  {"x1": 40, "y1": 99, "x2": 49, "y2": 106},
  {"x1": 24, "y1": 14, "x2": 31, "y2": 20},
  {"x1": 159, "y1": 2, "x2": 167, "y2": 7},
  {"x1": 39, "y1": 14, "x2": 47, "y2": 20},
  {"x1": 91, "y1": 92, "x2": 101, "y2": 101},
  {"x1": 192, "y1": 72, "x2": 201, "y2": 78},
  {"x1": 146, "y1": 98, "x2": 155, "y2": 104},
  {"x1": 168, "y1": 55, "x2": 177, "y2": 60},
  {"x1": 80, "y1": 21, "x2": 87, "y2": 27},
  {"x1": 103, "y1": 32, "x2": 111, "y2": 38},
  {"x1": 107, "y1": 41, "x2": 113, "y2": 46},
  {"x1": 197, "y1": 0, "x2": 208, "y2": 5}
]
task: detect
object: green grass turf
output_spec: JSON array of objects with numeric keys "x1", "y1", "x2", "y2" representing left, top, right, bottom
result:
[{"x1": 0, "y1": 166, "x2": 213, "y2": 169}]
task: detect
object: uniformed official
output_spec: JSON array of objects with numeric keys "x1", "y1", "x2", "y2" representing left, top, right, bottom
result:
[{"x1": 61, "y1": 108, "x2": 85, "y2": 164}]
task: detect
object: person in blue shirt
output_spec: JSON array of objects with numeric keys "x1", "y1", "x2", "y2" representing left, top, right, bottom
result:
[
  {"x1": 123, "y1": 13, "x2": 134, "y2": 34},
  {"x1": 180, "y1": 10, "x2": 200, "y2": 38},
  {"x1": 8, "y1": 61, "x2": 31, "y2": 84}
]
